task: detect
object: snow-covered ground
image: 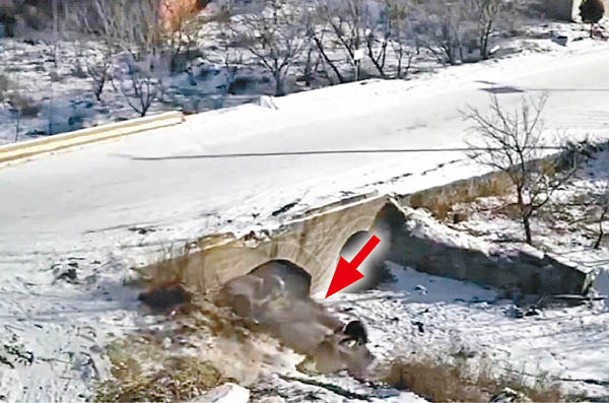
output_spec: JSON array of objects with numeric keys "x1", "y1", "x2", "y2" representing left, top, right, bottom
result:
[
  {"x1": 2, "y1": 29, "x2": 609, "y2": 401},
  {"x1": 330, "y1": 262, "x2": 609, "y2": 400}
]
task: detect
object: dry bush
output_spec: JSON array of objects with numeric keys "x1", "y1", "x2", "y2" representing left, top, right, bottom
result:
[
  {"x1": 383, "y1": 356, "x2": 563, "y2": 403},
  {"x1": 94, "y1": 296, "x2": 250, "y2": 403},
  {"x1": 94, "y1": 290, "x2": 279, "y2": 403},
  {"x1": 95, "y1": 351, "x2": 230, "y2": 402}
]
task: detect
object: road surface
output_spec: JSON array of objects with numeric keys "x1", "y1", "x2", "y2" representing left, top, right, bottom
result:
[{"x1": 2, "y1": 44, "x2": 609, "y2": 270}]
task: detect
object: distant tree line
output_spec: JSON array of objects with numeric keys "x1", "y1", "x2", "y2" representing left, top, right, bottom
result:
[{"x1": 0, "y1": 0, "x2": 575, "y2": 118}]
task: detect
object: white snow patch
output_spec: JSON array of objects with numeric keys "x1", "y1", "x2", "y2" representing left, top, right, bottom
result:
[
  {"x1": 193, "y1": 383, "x2": 250, "y2": 403},
  {"x1": 327, "y1": 261, "x2": 609, "y2": 399}
]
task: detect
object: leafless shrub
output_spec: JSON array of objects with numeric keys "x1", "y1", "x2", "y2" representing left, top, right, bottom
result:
[
  {"x1": 112, "y1": 58, "x2": 162, "y2": 117},
  {"x1": 73, "y1": 40, "x2": 115, "y2": 102},
  {"x1": 0, "y1": 74, "x2": 10, "y2": 106},
  {"x1": 231, "y1": 0, "x2": 307, "y2": 96},
  {"x1": 463, "y1": 93, "x2": 578, "y2": 245},
  {"x1": 95, "y1": 346, "x2": 229, "y2": 402},
  {"x1": 0, "y1": 72, "x2": 28, "y2": 142},
  {"x1": 202, "y1": 6, "x2": 232, "y2": 24},
  {"x1": 383, "y1": 355, "x2": 564, "y2": 402},
  {"x1": 203, "y1": 20, "x2": 243, "y2": 107},
  {"x1": 0, "y1": 67, "x2": 40, "y2": 137},
  {"x1": 69, "y1": 0, "x2": 170, "y2": 115},
  {"x1": 9, "y1": 93, "x2": 40, "y2": 119}
]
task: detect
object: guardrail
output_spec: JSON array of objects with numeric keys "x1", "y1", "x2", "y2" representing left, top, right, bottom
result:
[{"x1": 0, "y1": 111, "x2": 185, "y2": 165}]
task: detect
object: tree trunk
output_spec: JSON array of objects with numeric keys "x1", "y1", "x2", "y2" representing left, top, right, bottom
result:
[
  {"x1": 517, "y1": 189, "x2": 533, "y2": 245},
  {"x1": 14, "y1": 111, "x2": 20, "y2": 143},
  {"x1": 593, "y1": 206, "x2": 608, "y2": 249},
  {"x1": 481, "y1": 20, "x2": 492, "y2": 60},
  {"x1": 274, "y1": 72, "x2": 285, "y2": 96},
  {"x1": 311, "y1": 35, "x2": 346, "y2": 84},
  {"x1": 396, "y1": 51, "x2": 403, "y2": 79},
  {"x1": 522, "y1": 214, "x2": 533, "y2": 245},
  {"x1": 94, "y1": 79, "x2": 105, "y2": 101}
]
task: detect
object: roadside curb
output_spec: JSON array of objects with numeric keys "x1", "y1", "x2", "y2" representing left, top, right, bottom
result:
[{"x1": 0, "y1": 111, "x2": 185, "y2": 165}]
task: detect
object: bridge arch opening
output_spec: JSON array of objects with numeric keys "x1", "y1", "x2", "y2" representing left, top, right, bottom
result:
[{"x1": 248, "y1": 259, "x2": 312, "y2": 299}]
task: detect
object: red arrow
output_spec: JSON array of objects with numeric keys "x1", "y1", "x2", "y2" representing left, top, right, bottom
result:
[{"x1": 325, "y1": 234, "x2": 381, "y2": 298}]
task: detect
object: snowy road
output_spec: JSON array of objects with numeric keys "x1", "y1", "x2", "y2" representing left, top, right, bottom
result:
[{"x1": 3, "y1": 44, "x2": 609, "y2": 270}]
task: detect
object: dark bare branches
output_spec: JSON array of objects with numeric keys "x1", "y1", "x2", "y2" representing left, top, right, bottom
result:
[
  {"x1": 315, "y1": 0, "x2": 368, "y2": 79},
  {"x1": 112, "y1": 60, "x2": 162, "y2": 117},
  {"x1": 232, "y1": 0, "x2": 307, "y2": 95},
  {"x1": 463, "y1": 93, "x2": 578, "y2": 245}
]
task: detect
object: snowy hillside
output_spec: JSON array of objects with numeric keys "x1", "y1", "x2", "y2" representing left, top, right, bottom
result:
[{"x1": 0, "y1": 0, "x2": 606, "y2": 145}]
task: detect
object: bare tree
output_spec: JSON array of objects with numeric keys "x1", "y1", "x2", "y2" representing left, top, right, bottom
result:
[
  {"x1": 315, "y1": 0, "x2": 368, "y2": 80},
  {"x1": 66, "y1": 2, "x2": 116, "y2": 101},
  {"x1": 1, "y1": 40, "x2": 23, "y2": 142},
  {"x1": 463, "y1": 93, "x2": 577, "y2": 245},
  {"x1": 385, "y1": 0, "x2": 419, "y2": 78},
  {"x1": 418, "y1": 0, "x2": 509, "y2": 64},
  {"x1": 76, "y1": 0, "x2": 166, "y2": 66},
  {"x1": 419, "y1": 0, "x2": 465, "y2": 65},
  {"x1": 304, "y1": 8, "x2": 347, "y2": 84},
  {"x1": 461, "y1": 0, "x2": 504, "y2": 60},
  {"x1": 233, "y1": 0, "x2": 307, "y2": 96},
  {"x1": 70, "y1": 0, "x2": 169, "y2": 115},
  {"x1": 73, "y1": 40, "x2": 115, "y2": 102},
  {"x1": 112, "y1": 60, "x2": 162, "y2": 117},
  {"x1": 364, "y1": 2, "x2": 390, "y2": 77}
]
